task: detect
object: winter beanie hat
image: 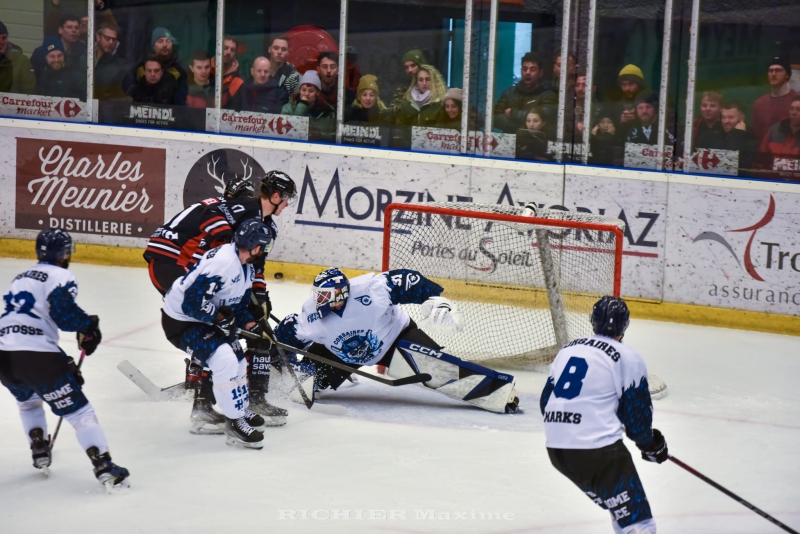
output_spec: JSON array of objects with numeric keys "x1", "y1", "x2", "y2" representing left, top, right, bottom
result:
[
  {"x1": 634, "y1": 88, "x2": 659, "y2": 107},
  {"x1": 357, "y1": 74, "x2": 379, "y2": 96},
  {"x1": 300, "y1": 70, "x2": 322, "y2": 90},
  {"x1": 444, "y1": 87, "x2": 463, "y2": 102},
  {"x1": 618, "y1": 64, "x2": 644, "y2": 85},
  {"x1": 768, "y1": 56, "x2": 792, "y2": 77},
  {"x1": 402, "y1": 49, "x2": 428, "y2": 67},
  {"x1": 151, "y1": 27, "x2": 177, "y2": 48},
  {"x1": 43, "y1": 36, "x2": 66, "y2": 56}
]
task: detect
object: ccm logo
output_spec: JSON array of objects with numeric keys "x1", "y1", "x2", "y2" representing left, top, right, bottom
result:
[{"x1": 409, "y1": 344, "x2": 442, "y2": 358}]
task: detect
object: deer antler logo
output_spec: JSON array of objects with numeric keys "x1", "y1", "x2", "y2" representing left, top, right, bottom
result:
[{"x1": 206, "y1": 156, "x2": 254, "y2": 195}]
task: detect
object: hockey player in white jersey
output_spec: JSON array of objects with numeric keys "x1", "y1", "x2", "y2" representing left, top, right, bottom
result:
[
  {"x1": 0, "y1": 229, "x2": 129, "y2": 488},
  {"x1": 540, "y1": 296, "x2": 668, "y2": 534},
  {"x1": 274, "y1": 268, "x2": 520, "y2": 413},
  {"x1": 161, "y1": 218, "x2": 274, "y2": 448}
]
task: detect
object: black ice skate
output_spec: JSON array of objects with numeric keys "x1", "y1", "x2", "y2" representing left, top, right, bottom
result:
[
  {"x1": 505, "y1": 396, "x2": 521, "y2": 414},
  {"x1": 190, "y1": 398, "x2": 226, "y2": 435},
  {"x1": 29, "y1": 428, "x2": 52, "y2": 475},
  {"x1": 87, "y1": 446, "x2": 130, "y2": 492},
  {"x1": 243, "y1": 409, "x2": 266, "y2": 431},
  {"x1": 248, "y1": 390, "x2": 288, "y2": 427},
  {"x1": 223, "y1": 416, "x2": 264, "y2": 449}
]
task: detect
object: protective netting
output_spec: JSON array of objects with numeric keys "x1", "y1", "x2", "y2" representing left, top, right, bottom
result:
[{"x1": 385, "y1": 202, "x2": 625, "y2": 370}]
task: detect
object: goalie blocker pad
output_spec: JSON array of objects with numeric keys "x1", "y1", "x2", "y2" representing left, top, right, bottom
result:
[{"x1": 388, "y1": 340, "x2": 517, "y2": 413}]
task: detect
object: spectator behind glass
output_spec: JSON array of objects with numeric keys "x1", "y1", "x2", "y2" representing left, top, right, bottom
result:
[
  {"x1": 31, "y1": 14, "x2": 86, "y2": 80},
  {"x1": 692, "y1": 91, "x2": 723, "y2": 146},
  {"x1": 187, "y1": 51, "x2": 214, "y2": 108},
  {"x1": 759, "y1": 95, "x2": 800, "y2": 170},
  {"x1": 554, "y1": 53, "x2": 577, "y2": 85},
  {"x1": 625, "y1": 89, "x2": 675, "y2": 145},
  {"x1": 282, "y1": 70, "x2": 335, "y2": 141},
  {"x1": 79, "y1": 15, "x2": 88, "y2": 44},
  {"x1": 220, "y1": 35, "x2": 244, "y2": 107},
  {"x1": 574, "y1": 72, "x2": 599, "y2": 136},
  {"x1": 267, "y1": 35, "x2": 300, "y2": 97},
  {"x1": 227, "y1": 56, "x2": 289, "y2": 114},
  {"x1": 94, "y1": 23, "x2": 128, "y2": 101},
  {"x1": 516, "y1": 106, "x2": 552, "y2": 161},
  {"x1": 751, "y1": 56, "x2": 798, "y2": 144},
  {"x1": 0, "y1": 21, "x2": 36, "y2": 94},
  {"x1": 35, "y1": 36, "x2": 86, "y2": 99},
  {"x1": 123, "y1": 28, "x2": 187, "y2": 105},
  {"x1": 437, "y1": 87, "x2": 463, "y2": 129},
  {"x1": 317, "y1": 51, "x2": 356, "y2": 113},
  {"x1": 128, "y1": 56, "x2": 179, "y2": 105},
  {"x1": 390, "y1": 49, "x2": 427, "y2": 112},
  {"x1": 395, "y1": 64, "x2": 446, "y2": 127},
  {"x1": 346, "y1": 74, "x2": 389, "y2": 124},
  {"x1": 493, "y1": 52, "x2": 557, "y2": 133},
  {"x1": 589, "y1": 114, "x2": 618, "y2": 166},
  {"x1": 612, "y1": 64, "x2": 646, "y2": 134},
  {"x1": 696, "y1": 101, "x2": 757, "y2": 172}
]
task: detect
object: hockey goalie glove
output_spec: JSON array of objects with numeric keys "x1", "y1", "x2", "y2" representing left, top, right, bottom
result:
[
  {"x1": 418, "y1": 297, "x2": 465, "y2": 334},
  {"x1": 77, "y1": 315, "x2": 102, "y2": 356},
  {"x1": 639, "y1": 428, "x2": 668, "y2": 464}
]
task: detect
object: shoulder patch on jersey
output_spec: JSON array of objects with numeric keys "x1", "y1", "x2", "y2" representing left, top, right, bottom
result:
[
  {"x1": 354, "y1": 295, "x2": 372, "y2": 306},
  {"x1": 201, "y1": 197, "x2": 220, "y2": 206},
  {"x1": 307, "y1": 312, "x2": 320, "y2": 323},
  {"x1": 232, "y1": 273, "x2": 241, "y2": 284}
]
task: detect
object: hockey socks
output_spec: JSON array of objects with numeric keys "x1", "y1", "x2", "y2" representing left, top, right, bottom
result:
[{"x1": 388, "y1": 340, "x2": 519, "y2": 414}]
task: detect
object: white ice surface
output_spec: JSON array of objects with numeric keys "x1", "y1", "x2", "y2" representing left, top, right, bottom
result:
[{"x1": 0, "y1": 258, "x2": 799, "y2": 534}]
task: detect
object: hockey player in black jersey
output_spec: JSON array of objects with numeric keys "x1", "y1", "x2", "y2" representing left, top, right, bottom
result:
[
  {"x1": 540, "y1": 296, "x2": 668, "y2": 534},
  {"x1": 145, "y1": 171, "x2": 296, "y2": 423},
  {"x1": 0, "y1": 229, "x2": 129, "y2": 489}
]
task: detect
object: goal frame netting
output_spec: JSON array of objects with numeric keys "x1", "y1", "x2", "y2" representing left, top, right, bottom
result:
[{"x1": 382, "y1": 202, "x2": 624, "y2": 369}]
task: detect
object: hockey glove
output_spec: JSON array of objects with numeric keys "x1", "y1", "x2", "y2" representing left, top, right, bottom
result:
[
  {"x1": 251, "y1": 287, "x2": 272, "y2": 317},
  {"x1": 419, "y1": 296, "x2": 465, "y2": 334},
  {"x1": 213, "y1": 306, "x2": 236, "y2": 338},
  {"x1": 77, "y1": 315, "x2": 102, "y2": 356},
  {"x1": 639, "y1": 428, "x2": 668, "y2": 464},
  {"x1": 244, "y1": 320, "x2": 273, "y2": 352}
]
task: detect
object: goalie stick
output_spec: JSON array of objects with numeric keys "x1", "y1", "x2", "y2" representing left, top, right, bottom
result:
[
  {"x1": 669, "y1": 456, "x2": 799, "y2": 534},
  {"x1": 238, "y1": 328, "x2": 432, "y2": 387}
]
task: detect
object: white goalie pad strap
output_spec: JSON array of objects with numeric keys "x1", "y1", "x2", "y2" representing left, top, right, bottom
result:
[
  {"x1": 387, "y1": 340, "x2": 516, "y2": 413},
  {"x1": 418, "y1": 296, "x2": 465, "y2": 334}
]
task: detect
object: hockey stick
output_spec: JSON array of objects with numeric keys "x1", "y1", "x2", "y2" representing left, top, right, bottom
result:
[
  {"x1": 116, "y1": 360, "x2": 186, "y2": 401},
  {"x1": 51, "y1": 350, "x2": 86, "y2": 450},
  {"x1": 669, "y1": 456, "x2": 799, "y2": 534},
  {"x1": 238, "y1": 328, "x2": 432, "y2": 387}
]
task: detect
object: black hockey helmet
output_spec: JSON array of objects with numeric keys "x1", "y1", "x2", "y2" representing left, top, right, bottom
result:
[
  {"x1": 591, "y1": 296, "x2": 630, "y2": 339},
  {"x1": 224, "y1": 176, "x2": 255, "y2": 200},
  {"x1": 260, "y1": 170, "x2": 297, "y2": 205},
  {"x1": 36, "y1": 228, "x2": 75, "y2": 266},
  {"x1": 234, "y1": 218, "x2": 273, "y2": 253}
]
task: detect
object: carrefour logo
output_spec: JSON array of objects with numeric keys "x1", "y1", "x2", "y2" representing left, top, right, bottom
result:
[{"x1": 692, "y1": 195, "x2": 798, "y2": 280}]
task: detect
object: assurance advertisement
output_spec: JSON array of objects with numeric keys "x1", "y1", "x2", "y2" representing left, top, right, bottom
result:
[{"x1": 15, "y1": 138, "x2": 166, "y2": 238}]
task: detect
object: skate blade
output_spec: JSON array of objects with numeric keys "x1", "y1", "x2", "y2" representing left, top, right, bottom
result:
[
  {"x1": 37, "y1": 466, "x2": 50, "y2": 477},
  {"x1": 103, "y1": 478, "x2": 131, "y2": 494},
  {"x1": 263, "y1": 416, "x2": 286, "y2": 427},
  {"x1": 189, "y1": 422, "x2": 225, "y2": 435},
  {"x1": 224, "y1": 436, "x2": 264, "y2": 450}
]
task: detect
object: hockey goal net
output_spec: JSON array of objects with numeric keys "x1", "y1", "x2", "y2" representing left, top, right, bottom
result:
[{"x1": 382, "y1": 202, "x2": 625, "y2": 370}]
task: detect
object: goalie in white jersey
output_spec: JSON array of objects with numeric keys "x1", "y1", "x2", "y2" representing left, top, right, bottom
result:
[
  {"x1": 274, "y1": 268, "x2": 520, "y2": 413},
  {"x1": 540, "y1": 296, "x2": 668, "y2": 534},
  {"x1": 0, "y1": 229, "x2": 129, "y2": 488}
]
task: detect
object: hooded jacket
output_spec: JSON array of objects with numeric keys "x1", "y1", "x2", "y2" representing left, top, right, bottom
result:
[
  {"x1": 36, "y1": 62, "x2": 86, "y2": 99},
  {"x1": 94, "y1": 49, "x2": 129, "y2": 100},
  {"x1": 129, "y1": 73, "x2": 179, "y2": 105},
  {"x1": 492, "y1": 80, "x2": 558, "y2": 133},
  {"x1": 227, "y1": 76, "x2": 289, "y2": 114},
  {"x1": 0, "y1": 47, "x2": 36, "y2": 94},
  {"x1": 123, "y1": 53, "x2": 188, "y2": 105}
]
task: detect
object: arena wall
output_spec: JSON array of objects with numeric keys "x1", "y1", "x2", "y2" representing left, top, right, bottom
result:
[{"x1": 1, "y1": 118, "x2": 798, "y2": 333}]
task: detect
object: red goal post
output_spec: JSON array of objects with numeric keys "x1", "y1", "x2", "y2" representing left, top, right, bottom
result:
[{"x1": 382, "y1": 202, "x2": 625, "y2": 369}]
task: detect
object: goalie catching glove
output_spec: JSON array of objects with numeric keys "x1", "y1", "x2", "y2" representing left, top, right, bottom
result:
[{"x1": 418, "y1": 297, "x2": 465, "y2": 334}]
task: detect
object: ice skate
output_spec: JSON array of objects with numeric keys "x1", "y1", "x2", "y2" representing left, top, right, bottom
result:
[
  {"x1": 243, "y1": 409, "x2": 267, "y2": 431},
  {"x1": 29, "y1": 428, "x2": 51, "y2": 476},
  {"x1": 189, "y1": 398, "x2": 225, "y2": 435},
  {"x1": 223, "y1": 416, "x2": 264, "y2": 449},
  {"x1": 87, "y1": 446, "x2": 130, "y2": 492},
  {"x1": 505, "y1": 396, "x2": 521, "y2": 414},
  {"x1": 248, "y1": 390, "x2": 287, "y2": 427}
]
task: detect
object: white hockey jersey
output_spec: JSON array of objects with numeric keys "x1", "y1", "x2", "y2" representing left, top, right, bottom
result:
[
  {"x1": 0, "y1": 263, "x2": 91, "y2": 352},
  {"x1": 285, "y1": 273, "x2": 415, "y2": 366},
  {"x1": 162, "y1": 243, "x2": 255, "y2": 325},
  {"x1": 541, "y1": 334, "x2": 653, "y2": 450}
]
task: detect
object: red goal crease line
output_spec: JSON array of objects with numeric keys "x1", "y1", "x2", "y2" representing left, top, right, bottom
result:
[{"x1": 382, "y1": 203, "x2": 625, "y2": 297}]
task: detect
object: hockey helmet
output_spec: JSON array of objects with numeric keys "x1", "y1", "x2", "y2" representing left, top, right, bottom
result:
[
  {"x1": 234, "y1": 218, "x2": 273, "y2": 255},
  {"x1": 312, "y1": 268, "x2": 349, "y2": 319},
  {"x1": 260, "y1": 170, "x2": 297, "y2": 205},
  {"x1": 224, "y1": 176, "x2": 255, "y2": 200},
  {"x1": 36, "y1": 228, "x2": 75, "y2": 266},
  {"x1": 591, "y1": 296, "x2": 630, "y2": 339}
]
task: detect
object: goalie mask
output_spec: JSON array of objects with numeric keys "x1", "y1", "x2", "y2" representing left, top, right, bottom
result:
[
  {"x1": 312, "y1": 268, "x2": 349, "y2": 319},
  {"x1": 591, "y1": 296, "x2": 630, "y2": 339}
]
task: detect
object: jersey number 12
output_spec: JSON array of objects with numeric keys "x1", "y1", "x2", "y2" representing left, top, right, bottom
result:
[{"x1": 553, "y1": 356, "x2": 588, "y2": 399}]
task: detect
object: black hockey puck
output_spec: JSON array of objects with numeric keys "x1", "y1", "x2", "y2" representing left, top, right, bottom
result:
[{"x1": 274, "y1": 272, "x2": 284, "y2": 279}]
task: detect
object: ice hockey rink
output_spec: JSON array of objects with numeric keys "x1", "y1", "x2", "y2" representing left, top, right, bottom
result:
[{"x1": 0, "y1": 258, "x2": 798, "y2": 534}]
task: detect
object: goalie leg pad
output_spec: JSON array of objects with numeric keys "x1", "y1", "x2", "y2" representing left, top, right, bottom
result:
[{"x1": 387, "y1": 340, "x2": 517, "y2": 414}]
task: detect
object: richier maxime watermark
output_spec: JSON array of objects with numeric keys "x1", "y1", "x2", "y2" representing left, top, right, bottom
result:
[{"x1": 277, "y1": 509, "x2": 516, "y2": 521}]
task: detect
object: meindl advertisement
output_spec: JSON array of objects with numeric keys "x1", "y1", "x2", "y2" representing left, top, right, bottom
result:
[{"x1": 15, "y1": 138, "x2": 166, "y2": 238}]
